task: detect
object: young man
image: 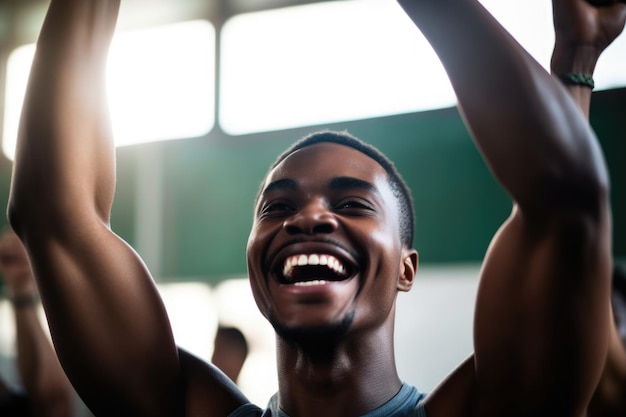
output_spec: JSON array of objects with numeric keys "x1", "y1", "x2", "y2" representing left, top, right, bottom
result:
[
  {"x1": 6, "y1": 0, "x2": 618, "y2": 416},
  {"x1": 0, "y1": 229, "x2": 72, "y2": 417}
]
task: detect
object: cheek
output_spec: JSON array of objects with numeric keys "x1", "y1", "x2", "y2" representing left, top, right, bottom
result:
[
  {"x1": 360, "y1": 227, "x2": 404, "y2": 300},
  {"x1": 246, "y1": 223, "x2": 274, "y2": 272},
  {"x1": 246, "y1": 225, "x2": 275, "y2": 318},
  {"x1": 368, "y1": 224, "x2": 403, "y2": 267}
]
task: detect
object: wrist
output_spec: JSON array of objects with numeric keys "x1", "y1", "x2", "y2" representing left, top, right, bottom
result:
[
  {"x1": 550, "y1": 42, "x2": 600, "y2": 77},
  {"x1": 8, "y1": 292, "x2": 40, "y2": 309},
  {"x1": 557, "y1": 73, "x2": 595, "y2": 89}
]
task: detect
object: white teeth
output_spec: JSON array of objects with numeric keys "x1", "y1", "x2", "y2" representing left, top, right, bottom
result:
[
  {"x1": 281, "y1": 254, "x2": 347, "y2": 281},
  {"x1": 294, "y1": 280, "x2": 327, "y2": 286}
]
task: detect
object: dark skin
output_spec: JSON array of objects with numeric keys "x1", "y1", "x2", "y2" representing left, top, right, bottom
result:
[
  {"x1": 6, "y1": 0, "x2": 614, "y2": 417},
  {"x1": 551, "y1": 0, "x2": 626, "y2": 118},
  {"x1": 247, "y1": 143, "x2": 417, "y2": 416},
  {"x1": 432, "y1": 1, "x2": 626, "y2": 415},
  {"x1": 549, "y1": 1, "x2": 626, "y2": 415}
]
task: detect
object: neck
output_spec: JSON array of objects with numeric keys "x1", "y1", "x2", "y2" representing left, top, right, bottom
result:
[{"x1": 274, "y1": 320, "x2": 401, "y2": 417}]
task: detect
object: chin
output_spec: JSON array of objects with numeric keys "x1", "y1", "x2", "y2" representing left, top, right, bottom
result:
[{"x1": 269, "y1": 309, "x2": 355, "y2": 354}]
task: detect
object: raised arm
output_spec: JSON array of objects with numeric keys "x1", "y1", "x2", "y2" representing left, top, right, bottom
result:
[
  {"x1": 397, "y1": 0, "x2": 613, "y2": 415},
  {"x1": 0, "y1": 229, "x2": 72, "y2": 417},
  {"x1": 550, "y1": 1, "x2": 626, "y2": 415},
  {"x1": 7, "y1": 1, "x2": 183, "y2": 416},
  {"x1": 551, "y1": 0, "x2": 626, "y2": 117}
]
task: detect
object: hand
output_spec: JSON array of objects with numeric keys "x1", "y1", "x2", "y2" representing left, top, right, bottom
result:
[
  {"x1": 0, "y1": 230, "x2": 36, "y2": 298},
  {"x1": 553, "y1": 0, "x2": 626, "y2": 54}
]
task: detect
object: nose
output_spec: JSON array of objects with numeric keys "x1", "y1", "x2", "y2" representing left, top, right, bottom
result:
[{"x1": 283, "y1": 200, "x2": 338, "y2": 235}]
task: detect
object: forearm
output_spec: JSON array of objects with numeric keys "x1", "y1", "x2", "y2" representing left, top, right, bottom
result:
[
  {"x1": 9, "y1": 0, "x2": 121, "y2": 232},
  {"x1": 549, "y1": 0, "x2": 626, "y2": 119},
  {"x1": 550, "y1": 38, "x2": 599, "y2": 119},
  {"x1": 397, "y1": 0, "x2": 608, "y2": 212}
]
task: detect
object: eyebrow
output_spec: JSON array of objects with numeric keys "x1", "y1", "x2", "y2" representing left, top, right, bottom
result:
[
  {"x1": 329, "y1": 176, "x2": 378, "y2": 195},
  {"x1": 261, "y1": 176, "x2": 380, "y2": 197},
  {"x1": 261, "y1": 178, "x2": 298, "y2": 196}
]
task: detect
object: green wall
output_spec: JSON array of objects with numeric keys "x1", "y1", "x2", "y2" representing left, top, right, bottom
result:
[
  {"x1": 156, "y1": 107, "x2": 509, "y2": 281},
  {"x1": 108, "y1": 88, "x2": 625, "y2": 284},
  {"x1": 2, "y1": 88, "x2": 624, "y2": 285}
]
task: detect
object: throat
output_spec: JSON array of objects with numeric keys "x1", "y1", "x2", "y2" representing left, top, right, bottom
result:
[
  {"x1": 270, "y1": 309, "x2": 355, "y2": 361},
  {"x1": 276, "y1": 356, "x2": 403, "y2": 417}
]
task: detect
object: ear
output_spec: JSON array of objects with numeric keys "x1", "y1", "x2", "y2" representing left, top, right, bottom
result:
[{"x1": 397, "y1": 247, "x2": 418, "y2": 292}]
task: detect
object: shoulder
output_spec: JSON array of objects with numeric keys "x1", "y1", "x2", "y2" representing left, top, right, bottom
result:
[
  {"x1": 177, "y1": 347, "x2": 253, "y2": 417},
  {"x1": 420, "y1": 355, "x2": 475, "y2": 417}
]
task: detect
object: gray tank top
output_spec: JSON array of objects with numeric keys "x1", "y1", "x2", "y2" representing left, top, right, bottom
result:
[{"x1": 228, "y1": 382, "x2": 428, "y2": 417}]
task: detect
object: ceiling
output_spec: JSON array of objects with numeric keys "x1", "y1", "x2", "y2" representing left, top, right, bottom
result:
[{"x1": 0, "y1": 0, "x2": 334, "y2": 55}]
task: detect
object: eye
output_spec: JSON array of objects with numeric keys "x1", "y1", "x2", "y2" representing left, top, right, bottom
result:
[
  {"x1": 335, "y1": 199, "x2": 374, "y2": 214},
  {"x1": 259, "y1": 200, "x2": 296, "y2": 218}
]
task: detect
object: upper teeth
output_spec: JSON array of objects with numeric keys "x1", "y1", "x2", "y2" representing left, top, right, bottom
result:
[{"x1": 282, "y1": 254, "x2": 346, "y2": 280}]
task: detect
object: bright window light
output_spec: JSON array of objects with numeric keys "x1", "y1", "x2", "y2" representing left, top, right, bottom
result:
[
  {"x1": 480, "y1": 0, "x2": 626, "y2": 90},
  {"x1": 219, "y1": 0, "x2": 626, "y2": 136},
  {"x1": 159, "y1": 282, "x2": 218, "y2": 364},
  {"x1": 3, "y1": 44, "x2": 33, "y2": 161},
  {"x1": 219, "y1": 0, "x2": 454, "y2": 135},
  {"x1": 3, "y1": 20, "x2": 215, "y2": 160}
]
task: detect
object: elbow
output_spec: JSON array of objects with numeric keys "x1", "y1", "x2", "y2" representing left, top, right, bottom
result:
[
  {"x1": 6, "y1": 178, "x2": 89, "y2": 241},
  {"x1": 525, "y1": 164, "x2": 610, "y2": 223},
  {"x1": 6, "y1": 193, "x2": 36, "y2": 241},
  {"x1": 7, "y1": 168, "x2": 38, "y2": 238},
  {"x1": 7, "y1": 198, "x2": 26, "y2": 239}
]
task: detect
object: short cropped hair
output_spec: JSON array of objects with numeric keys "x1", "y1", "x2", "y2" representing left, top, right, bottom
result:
[{"x1": 265, "y1": 130, "x2": 415, "y2": 247}]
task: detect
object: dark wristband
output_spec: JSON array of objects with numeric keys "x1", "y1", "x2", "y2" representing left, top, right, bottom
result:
[
  {"x1": 9, "y1": 293, "x2": 40, "y2": 308},
  {"x1": 558, "y1": 73, "x2": 595, "y2": 89}
]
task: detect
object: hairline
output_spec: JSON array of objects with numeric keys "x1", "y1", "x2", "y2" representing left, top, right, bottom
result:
[{"x1": 254, "y1": 130, "x2": 415, "y2": 247}]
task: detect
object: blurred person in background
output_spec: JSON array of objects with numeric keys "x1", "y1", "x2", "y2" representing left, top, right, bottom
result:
[
  {"x1": 212, "y1": 325, "x2": 249, "y2": 386},
  {"x1": 0, "y1": 229, "x2": 72, "y2": 417}
]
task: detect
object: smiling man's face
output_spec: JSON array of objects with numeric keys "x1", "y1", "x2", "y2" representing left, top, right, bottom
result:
[{"x1": 246, "y1": 142, "x2": 416, "y2": 346}]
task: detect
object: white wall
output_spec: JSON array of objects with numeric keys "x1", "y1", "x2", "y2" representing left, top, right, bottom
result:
[{"x1": 395, "y1": 264, "x2": 480, "y2": 392}]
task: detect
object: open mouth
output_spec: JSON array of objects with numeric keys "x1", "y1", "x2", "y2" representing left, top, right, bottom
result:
[{"x1": 276, "y1": 253, "x2": 355, "y2": 286}]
